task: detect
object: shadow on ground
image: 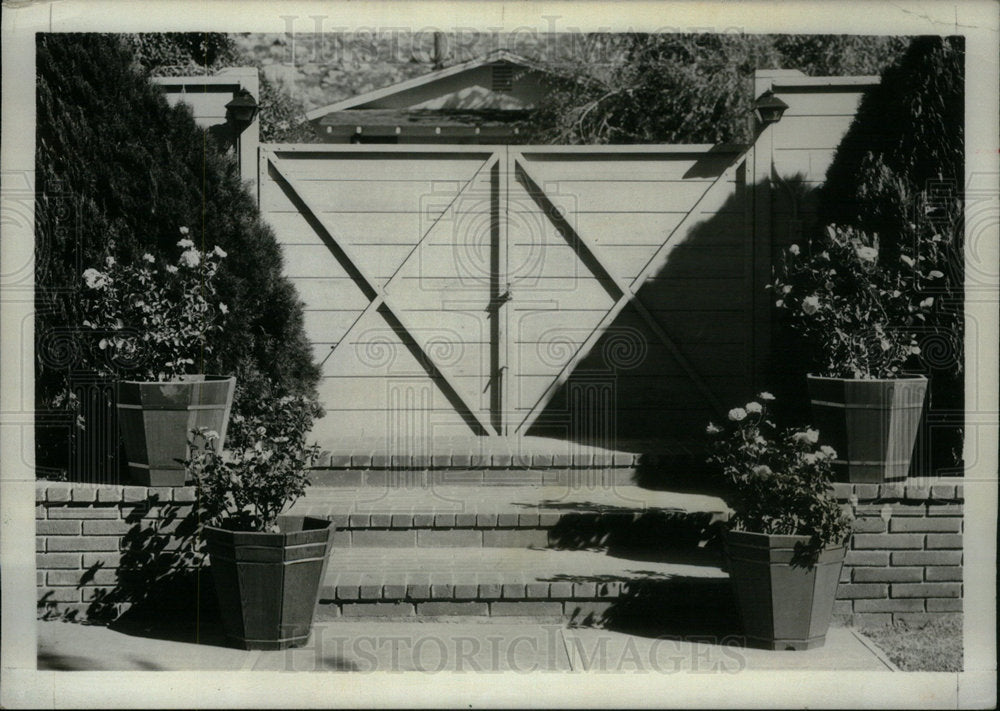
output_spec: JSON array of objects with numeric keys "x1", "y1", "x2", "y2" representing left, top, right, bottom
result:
[
  {"x1": 517, "y1": 498, "x2": 744, "y2": 643},
  {"x1": 558, "y1": 571, "x2": 744, "y2": 644},
  {"x1": 104, "y1": 568, "x2": 229, "y2": 647},
  {"x1": 36, "y1": 492, "x2": 237, "y2": 651},
  {"x1": 535, "y1": 500, "x2": 727, "y2": 559}
]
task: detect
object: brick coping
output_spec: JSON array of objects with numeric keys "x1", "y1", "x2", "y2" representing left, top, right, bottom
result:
[{"x1": 36, "y1": 480, "x2": 964, "y2": 504}]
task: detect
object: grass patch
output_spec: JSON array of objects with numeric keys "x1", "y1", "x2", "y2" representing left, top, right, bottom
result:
[{"x1": 859, "y1": 615, "x2": 963, "y2": 672}]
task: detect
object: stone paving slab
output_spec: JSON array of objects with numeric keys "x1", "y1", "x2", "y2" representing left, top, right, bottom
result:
[{"x1": 36, "y1": 619, "x2": 895, "y2": 672}]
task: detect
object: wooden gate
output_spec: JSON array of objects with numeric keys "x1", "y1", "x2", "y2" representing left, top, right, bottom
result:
[{"x1": 260, "y1": 144, "x2": 756, "y2": 443}]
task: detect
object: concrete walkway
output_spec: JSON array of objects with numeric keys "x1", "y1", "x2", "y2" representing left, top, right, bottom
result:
[{"x1": 37, "y1": 619, "x2": 898, "y2": 673}]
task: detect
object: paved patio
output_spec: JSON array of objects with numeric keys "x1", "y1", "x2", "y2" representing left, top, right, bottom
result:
[{"x1": 37, "y1": 619, "x2": 898, "y2": 672}]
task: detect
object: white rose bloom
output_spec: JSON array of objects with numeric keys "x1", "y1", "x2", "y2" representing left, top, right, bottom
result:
[
  {"x1": 177, "y1": 238, "x2": 195, "y2": 249},
  {"x1": 758, "y1": 392, "x2": 775, "y2": 401},
  {"x1": 856, "y1": 246, "x2": 878, "y2": 262},
  {"x1": 792, "y1": 430, "x2": 818, "y2": 445},
  {"x1": 179, "y1": 249, "x2": 201, "y2": 268},
  {"x1": 142, "y1": 253, "x2": 155, "y2": 263},
  {"x1": 801, "y1": 295, "x2": 821, "y2": 315},
  {"x1": 82, "y1": 268, "x2": 106, "y2": 289},
  {"x1": 745, "y1": 401, "x2": 762, "y2": 414},
  {"x1": 727, "y1": 408, "x2": 747, "y2": 422},
  {"x1": 788, "y1": 244, "x2": 800, "y2": 255}
]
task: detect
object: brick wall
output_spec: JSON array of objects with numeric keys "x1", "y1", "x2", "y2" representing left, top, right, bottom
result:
[
  {"x1": 36, "y1": 482, "x2": 204, "y2": 622},
  {"x1": 36, "y1": 481, "x2": 963, "y2": 626},
  {"x1": 832, "y1": 482, "x2": 964, "y2": 627}
]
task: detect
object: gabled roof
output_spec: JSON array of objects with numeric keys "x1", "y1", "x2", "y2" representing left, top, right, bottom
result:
[{"x1": 305, "y1": 50, "x2": 556, "y2": 121}]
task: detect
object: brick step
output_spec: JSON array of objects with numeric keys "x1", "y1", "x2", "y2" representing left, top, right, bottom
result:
[
  {"x1": 318, "y1": 547, "x2": 732, "y2": 624},
  {"x1": 308, "y1": 468, "x2": 643, "y2": 488},
  {"x1": 288, "y1": 485, "x2": 730, "y2": 548},
  {"x1": 311, "y1": 436, "x2": 704, "y2": 472}
]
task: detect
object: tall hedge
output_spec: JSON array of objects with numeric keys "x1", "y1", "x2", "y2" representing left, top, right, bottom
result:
[
  {"x1": 35, "y1": 33, "x2": 320, "y2": 473},
  {"x1": 819, "y1": 36, "x2": 964, "y2": 258},
  {"x1": 816, "y1": 36, "x2": 965, "y2": 472}
]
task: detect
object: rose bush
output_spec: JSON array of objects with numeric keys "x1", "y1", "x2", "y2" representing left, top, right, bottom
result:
[
  {"x1": 706, "y1": 393, "x2": 852, "y2": 563},
  {"x1": 186, "y1": 380, "x2": 325, "y2": 532},
  {"x1": 769, "y1": 224, "x2": 946, "y2": 379},
  {"x1": 76, "y1": 226, "x2": 229, "y2": 382}
]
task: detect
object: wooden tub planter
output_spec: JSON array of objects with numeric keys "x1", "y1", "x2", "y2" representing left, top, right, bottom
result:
[
  {"x1": 203, "y1": 516, "x2": 335, "y2": 651},
  {"x1": 724, "y1": 530, "x2": 847, "y2": 651},
  {"x1": 116, "y1": 375, "x2": 235, "y2": 486},
  {"x1": 807, "y1": 374, "x2": 928, "y2": 483}
]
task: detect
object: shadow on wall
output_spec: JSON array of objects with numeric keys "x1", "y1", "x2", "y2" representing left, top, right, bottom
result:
[
  {"x1": 37, "y1": 496, "x2": 227, "y2": 647},
  {"x1": 520, "y1": 160, "x2": 820, "y2": 458}
]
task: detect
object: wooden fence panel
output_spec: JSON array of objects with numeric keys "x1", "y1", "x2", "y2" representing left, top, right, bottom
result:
[{"x1": 260, "y1": 144, "x2": 757, "y2": 443}]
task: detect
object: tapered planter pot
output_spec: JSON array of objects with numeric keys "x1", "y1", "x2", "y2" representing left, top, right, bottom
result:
[
  {"x1": 116, "y1": 375, "x2": 235, "y2": 486},
  {"x1": 204, "y1": 516, "x2": 335, "y2": 651},
  {"x1": 724, "y1": 530, "x2": 847, "y2": 651},
  {"x1": 807, "y1": 375, "x2": 928, "y2": 483}
]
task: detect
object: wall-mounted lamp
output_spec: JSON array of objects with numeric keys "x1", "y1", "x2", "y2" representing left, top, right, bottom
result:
[
  {"x1": 225, "y1": 89, "x2": 260, "y2": 133},
  {"x1": 753, "y1": 89, "x2": 789, "y2": 126}
]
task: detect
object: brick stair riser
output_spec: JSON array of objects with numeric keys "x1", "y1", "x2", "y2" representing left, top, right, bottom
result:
[
  {"x1": 315, "y1": 578, "x2": 734, "y2": 621},
  {"x1": 307, "y1": 510, "x2": 728, "y2": 549},
  {"x1": 308, "y1": 468, "x2": 641, "y2": 488},
  {"x1": 312, "y1": 450, "x2": 705, "y2": 471}
]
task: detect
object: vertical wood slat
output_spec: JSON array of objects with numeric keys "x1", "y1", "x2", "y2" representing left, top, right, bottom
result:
[{"x1": 265, "y1": 149, "x2": 499, "y2": 436}]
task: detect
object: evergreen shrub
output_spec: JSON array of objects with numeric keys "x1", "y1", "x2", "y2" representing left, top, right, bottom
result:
[
  {"x1": 815, "y1": 36, "x2": 964, "y2": 473},
  {"x1": 35, "y1": 33, "x2": 320, "y2": 477}
]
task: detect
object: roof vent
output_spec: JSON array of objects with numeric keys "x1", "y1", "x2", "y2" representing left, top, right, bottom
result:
[{"x1": 491, "y1": 64, "x2": 514, "y2": 92}]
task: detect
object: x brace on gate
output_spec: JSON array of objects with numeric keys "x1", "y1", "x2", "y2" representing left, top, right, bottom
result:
[
  {"x1": 266, "y1": 145, "x2": 741, "y2": 437},
  {"x1": 511, "y1": 150, "x2": 735, "y2": 433},
  {"x1": 265, "y1": 148, "x2": 500, "y2": 436}
]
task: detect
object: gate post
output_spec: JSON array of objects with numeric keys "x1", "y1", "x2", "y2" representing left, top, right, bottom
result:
[{"x1": 749, "y1": 72, "x2": 778, "y2": 394}]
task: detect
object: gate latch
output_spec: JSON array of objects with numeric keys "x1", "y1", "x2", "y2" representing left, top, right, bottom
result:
[{"x1": 497, "y1": 284, "x2": 513, "y2": 304}]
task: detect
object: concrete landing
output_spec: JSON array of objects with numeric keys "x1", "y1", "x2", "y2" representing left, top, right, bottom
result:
[
  {"x1": 288, "y1": 484, "x2": 729, "y2": 518},
  {"x1": 312, "y1": 435, "x2": 703, "y2": 470},
  {"x1": 36, "y1": 619, "x2": 898, "y2": 672}
]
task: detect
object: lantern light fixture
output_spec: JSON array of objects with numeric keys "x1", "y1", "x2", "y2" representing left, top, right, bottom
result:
[
  {"x1": 225, "y1": 89, "x2": 259, "y2": 132},
  {"x1": 753, "y1": 89, "x2": 789, "y2": 126}
]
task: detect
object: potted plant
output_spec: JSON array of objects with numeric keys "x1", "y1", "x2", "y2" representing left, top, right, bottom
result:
[
  {"x1": 187, "y1": 388, "x2": 330, "y2": 651},
  {"x1": 75, "y1": 227, "x2": 234, "y2": 486},
  {"x1": 707, "y1": 393, "x2": 853, "y2": 650},
  {"x1": 770, "y1": 225, "x2": 945, "y2": 482}
]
